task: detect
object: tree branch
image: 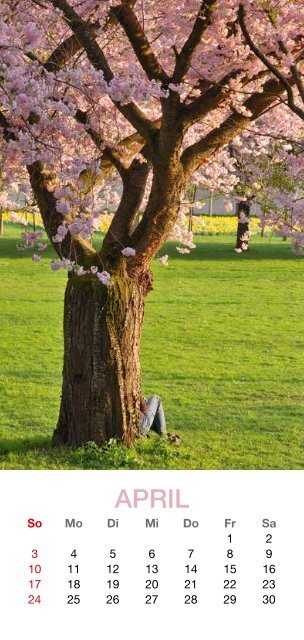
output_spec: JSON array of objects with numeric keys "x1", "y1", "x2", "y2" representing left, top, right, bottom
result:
[
  {"x1": 173, "y1": 0, "x2": 215, "y2": 83},
  {"x1": 181, "y1": 76, "x2": 292, "y2": 175},
  {"x1": 181, "y1": 69, "x2": 243, "y2": 127},
  {"x1": 109, "y1": 4, "x2": 169, "y2": 83},
  {"x1": 44, "y1": 32, "x2": 88, "y2": 72},
  {"x1": 79, "y1": 118, "x2": 161, "y2": 190},
  {"x1": 74, "y1": 108, "x2": 131, "y2": 175},
  {"x1": 102, "y1": 148, "x2": 151, "y2": 261},
  {"x1": 47, "y1": 0, "x2": 157, "y2": 140},
  {"x1": 289, "y1": 63, "x2": 304, "y2": 104},
  {"x1": 276, "y1": 39, "x2": 304, "y2": 105}
]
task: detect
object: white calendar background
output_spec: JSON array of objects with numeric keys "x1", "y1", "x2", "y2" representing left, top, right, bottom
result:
[{"x1": 1, "y1": 470, "x2": 303, "y2": 640}]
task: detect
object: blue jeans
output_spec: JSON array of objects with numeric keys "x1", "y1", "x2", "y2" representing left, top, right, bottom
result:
[{"x1": 140, "y1": 395, "x2": 166, "y2": 436}]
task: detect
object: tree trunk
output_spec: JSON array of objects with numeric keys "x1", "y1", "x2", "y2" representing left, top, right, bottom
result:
[
  {"x1": 235, "y1": 200, "x2": 251, "y2": 253},
  {"x1": 52, "y1": 264, "x2": 152, "y2": 447},
  {"x1": 0, "y1": 212, "x2": 3, "y2": 236}
]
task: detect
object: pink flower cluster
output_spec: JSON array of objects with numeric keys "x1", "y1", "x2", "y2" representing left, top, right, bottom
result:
[
  {"x1": 17, "y1": 231, "x2": 48, "y2": 261},
  {"x1": 50, "y1": 260, "x2": 113, "y2": 286}
]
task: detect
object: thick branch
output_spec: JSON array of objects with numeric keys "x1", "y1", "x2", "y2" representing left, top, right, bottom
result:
[
  {"x1": 79, "y1": 119, "x2": 161, "y2": 190},
  {"x1": 181, "y1": 76, "x2": 292, "y2": 174},
  {"x1": 48, "y1": 0, "x2": 112, "y2": 79},
  {"x1": 173, "y1": 0, "x2": 215, "y2": 83},
  {"x1": 238, "y1": 4, "x2": 304, "y2": 121},
  {"x1": 27, "y1": 11, "x2": 102, "y2": 77},
  {"x1": 48, "y1": 0, "x2": 157, "y2": 140},
  {"x1": 74, "y1": 108, "x2": 105, "y2": 149},
  {"x1": 76, "y1": 109, "x2": 132, "y2": 176},
  {"x1": 101, "y1": 150, "x2": 151, "y2": 261},
  {"x1": 130, "y1": 161, "x2": 186, "y2": 266},
  {"x1": 181, "y1": 69, "x2": 243, "y2": 127},
  {"x1": 109, "y1": 4, "x2": 169, "y2": 83},
  {"x1": 44, "y1": 33, "x2": 86, "y2": 72}
]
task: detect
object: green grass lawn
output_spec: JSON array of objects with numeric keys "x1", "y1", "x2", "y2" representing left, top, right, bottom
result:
[{"x1": 0, "y1": 223, "x2": 303, "y2": 469}]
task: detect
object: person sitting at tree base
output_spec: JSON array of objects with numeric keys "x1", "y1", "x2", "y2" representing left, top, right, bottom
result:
[{"x1": 139, "y1": 396, "x2": 181, "y2": 443}]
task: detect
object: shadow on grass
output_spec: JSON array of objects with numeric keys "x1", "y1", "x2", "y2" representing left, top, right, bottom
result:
[
  {"x1": 0, "y1": 235, "x2": 55, "y2": 261},
  {"x1": 164, "y1": 240, "x2": 300, "y2": 261},
  {"x1": 0, "y1": 435, "x2": 52, "y2": 455},
  {"x1": 0, "y1": 225, "x2": 102, "y2": 259},
  {"x1": 1, "y1": 226, "x2": 300, "y2": 262},
  {"x1": 0, "y1": 433, "x2": 188, "y2": 470}
]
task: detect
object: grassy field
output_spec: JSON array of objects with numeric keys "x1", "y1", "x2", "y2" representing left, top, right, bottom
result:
[{"x1": 0, "y1": 223, "x2": 303, "y2": 469}]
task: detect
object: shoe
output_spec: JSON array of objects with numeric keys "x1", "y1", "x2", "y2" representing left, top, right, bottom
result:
[{"x1": 167, "y1": 433, "x2": 182, "y2": 444}]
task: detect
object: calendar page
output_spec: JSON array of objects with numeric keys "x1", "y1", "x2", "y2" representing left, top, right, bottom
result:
[
  {"x1": 1, "y1": 471, "x2": 303, "y2": 640},
  {"x1": 1, "y1": 0, "x2": 304, "y2": 639}
]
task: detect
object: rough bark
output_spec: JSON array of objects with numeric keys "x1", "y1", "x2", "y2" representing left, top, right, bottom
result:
[
  {"x1": 52, "y1": 263, "x2": 152, "y2": 447},
  {"x1": 235, "y1": 201, "x2": 251, "y2": 252}
]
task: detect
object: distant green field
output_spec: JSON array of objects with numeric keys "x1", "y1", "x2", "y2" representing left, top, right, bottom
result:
[{"x1": 0, "y1": 223, "x2": 303, "y2": 469}]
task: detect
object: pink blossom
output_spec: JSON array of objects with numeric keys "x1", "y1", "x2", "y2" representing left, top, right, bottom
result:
[
  {"x1": 62, "y1": 260, "x2": 74, "y2": 272},
  {"x1": 11, "y1": 212, "x2": 26, "y2": 224},
  {"x1": 158, "y1": 255, "x2": 169, "y2": 266},
  {"x1": 240, "y1": 232, "x2": 250, "y2": 242},
  {"x1": 224, "y1": 200, "x2": 233, "y2": 212},
  {"x1": 22, "y1": 231, "x2": 43, "y2": 247},
  {"x1": 56, "y1": 200, "x2": 72, "y2": 216},
  {"x1": 50, "y1": 259, "x2": 73, "y2": 272},
  {"x1": 53, "y1": 225, "x2": 68, "y2": 243},
  {"x1": 121, "y1": 247, "x2": 136, "y2": 257},
  {"x1": 68, "y1": 221, "x2": 84, "y2": 236},
  {"x1": 239, "y1": 213, "x2": 251, "y2": 224},
  {"x1": 22, "y1": 24, "x2": 40, "y2": 46},
  {"x1": 176, "y1": 247, "x2": 190, "y2": 254},
  {"x1": 50, "y1": 261, "x2": 63, "y2": 271},
  {"x1": 76, "y1": 266, "x2": 88, "y2": 276},
  {"x1": 32, "y1": 253, "x2": 41, "y2": 262},
  {"x1": 97, "y1": 271, "x2": 112, "y2": 287},
  {"x1": 168, "y1": 83, "x2": 185, "y2": 95}
]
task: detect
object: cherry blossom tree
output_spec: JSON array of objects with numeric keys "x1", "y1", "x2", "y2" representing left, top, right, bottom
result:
[
  {"x1": 227, "y1": 105, "x2": 304, "y2": 252},
  {"x1": 1, "y1": 0, "x2": 303, "y2": 447}
]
